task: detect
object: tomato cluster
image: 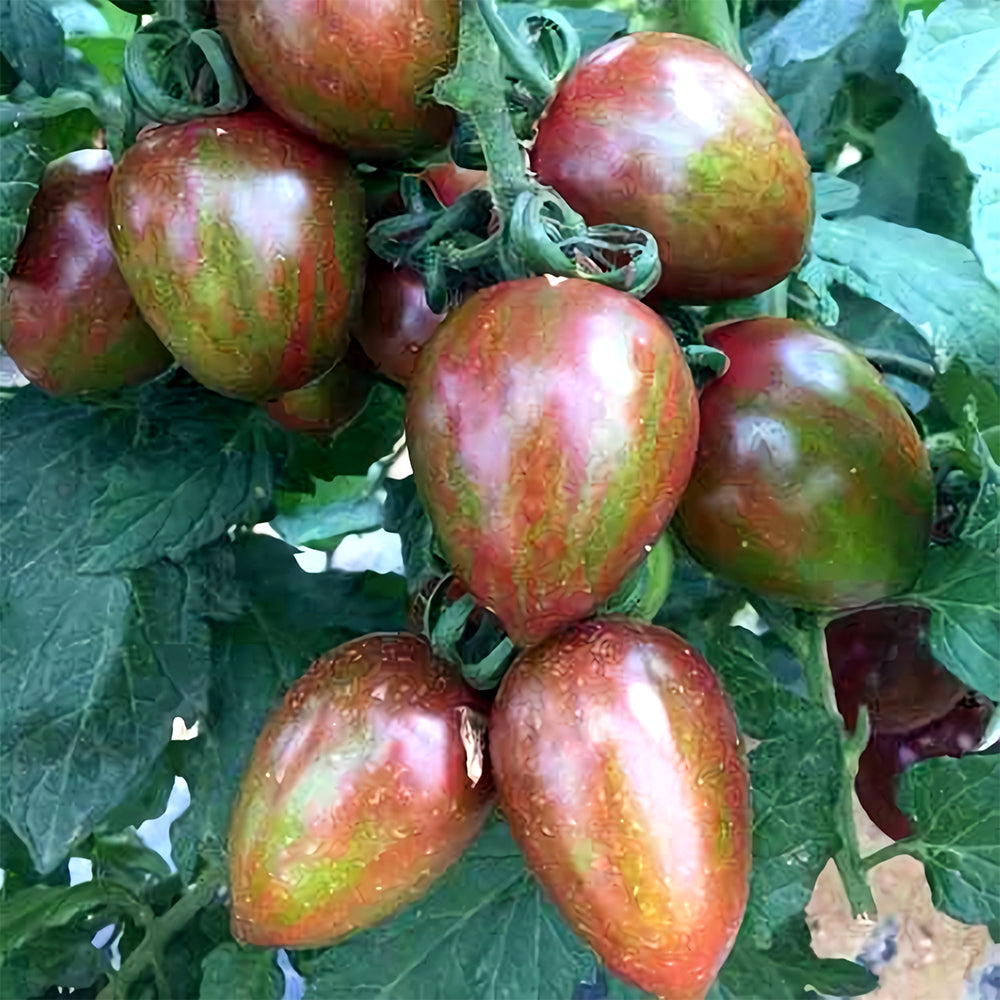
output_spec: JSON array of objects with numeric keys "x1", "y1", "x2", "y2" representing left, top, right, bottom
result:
[{"x1": 3, "y1": 5, "x2": 956, "y2": 998}]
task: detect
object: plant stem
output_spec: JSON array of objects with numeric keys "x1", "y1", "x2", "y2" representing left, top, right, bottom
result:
[
  {"x1": 633, "y1": 0, "x2": 746, "y2": 65},
  {"x1": 475, "y1": 0, "x2": 554, "y2": 103},
  {"x1": 801, "y1": 623, "x2": 877, "y2": 918},
  {"x1": 862, "y1": 839, "x2": 916, "y2": 871},
  {"x1": 97, "y1": 876, "x2": 221, "y2": 1000}
]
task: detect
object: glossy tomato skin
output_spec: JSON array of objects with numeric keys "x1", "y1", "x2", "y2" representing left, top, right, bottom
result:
[
  {"x1": 109, "y1": 110, "x2": 366, "y2": 401},
  {"x1": 406, "y1": 276, "x2": 699, "y2": 647},
  {"x1": 354, "y1": 258, "x2": 444, "y2": 385},
  {"x1": 532, "y1": 33, "x2": 812, "y2": 304},
  {"x1": 490, "y1": 617, "x2": 751, "y2": 1000},
  {"x1": 215, "y1": 0, "x2": 459, "y2": 161},
  {"x1": 228, "y1": 632, "x2": 494, "y2": 948},
  {"x1": 827, "y1": 606, "x2": 967, "y2": 736},
  {"x1": 675, "y1": 318, "x2": 934, "y2": 611},
  {"x1": 1, "y1": 150, "x2": 171, "y2": 396}
]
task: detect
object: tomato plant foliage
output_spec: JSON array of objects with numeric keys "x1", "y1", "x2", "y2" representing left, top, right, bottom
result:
[{"x1": 0, "y1": 1, "x2": 998, "y2": 999}]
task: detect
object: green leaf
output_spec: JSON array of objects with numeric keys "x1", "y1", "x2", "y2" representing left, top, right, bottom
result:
[
  {"x1": 271, "y1": 467, "x2": 386, "y2": 552},
  {"x1": 803, "y1": 214, "x2": 1000, "y2": 379},
  {"x1": 200, "y1": 943, "x2": 283, "y2": 1000},
  {"x1": 67, "y1": 34, "x2": 128, "y2": 87},
  {"x1": 0, "y1": 390, "x2": 213, "y2": 872},
  {"x1": 170, "y1": 534, "x2": 407, "y2": 879},
  {"x1": 0, "y1": 921, "x2": 114, "y2": 997},
  {"x1": 934, "y1": 357, "x2": 1000, "y2": 430},
  {"x1": 0, "y1": 89, "x2": 101, "y2": 275},
  {"x1": 710, "y1": 917, "x2": 878, "y2": 999},
  {"x1": 0, "y1": 0, "x2": 65, "y2": 96},
  {"x1": 898, "y1": 754, "x2": 1000, "y2": 938},
  {"x1": 897, "y1": 0, "x2": 1000, "y2": 288},
  {"x1": 316, "y1": 380, "x2": 406, "y2": 479},
  {"x1": 742, "y1": 710, "x2": 843, "y2": 949},
  {"x1": 812, "y1": 172, "x2": 860, "y2": 217},
  {"x1": 498, "y1": 4, "x2": 628, "y2": 58},
  {"x1": 904, "y1": 542, "x2": 1000, "y2": 701},
  {"x1": 89, "y1": 829, "x2": 174, "y2": 898},
  {"x1": 296, "y1": 818, "x2": 617, "y2": 1000},
  {"x1": 78, "y1": 386, "x2": 283, "y2": 573},
  {"x1": 383, "y1": 475, "x2": 448, "y2": 597}
]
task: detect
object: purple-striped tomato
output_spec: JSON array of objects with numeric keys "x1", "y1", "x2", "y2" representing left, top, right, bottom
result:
[
  {"x1": 490, "y1": 617, "x2": 751, "y2": 1000},
  {"x1": 675, "y1": 318, "x2": 935, "y2": 610},
  {"x1": 532, "y1": 33, "x2": 812, "y2": 304},
  {"x1": 406, "y1": 276, "x2": 699, "y2": 647},
  {"x1": 229, "y1": 632, "x2": 494, "y2": 948},
  {"x1": 109, "y1": 109, "x2": 366, "y2": 401},
  {"x1": 1, "y1": 150, "x2": 171, "y2": 396},
  {"x1": 216, "y1": 0, "x2": 459, "y2": 162}
]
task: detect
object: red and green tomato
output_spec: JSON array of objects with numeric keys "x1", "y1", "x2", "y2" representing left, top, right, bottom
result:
[
  {"x1": 532, "y1": 33, "x2": 812, "y2": 303},
  {"x1": 490, "y1": 617, "x2": 751, "y2": 1000},
  {"x1": 406, "y1": 276, "x2": 699, "y2": 647},
  {"x1": 109, "y1": 110, "x2": 366, "y2": 401},
  {"x1": 228, "y1": 632, "x2": 494, "y2": 948},
  {"x1": 675, "y1": 318, "x2": 934, "y2": 611},
  {"x1": 1, "y1": 150, "x2": 171, "y2": 396}
]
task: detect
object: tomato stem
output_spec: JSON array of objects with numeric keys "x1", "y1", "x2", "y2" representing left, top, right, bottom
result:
[
  {"x1": 861, "y1": 839, "x2": 916, "y2": 871},
  {"x1": 631, "y1": 0, "x2": 747, "y2": 67},
  {"x1": 474, "y1": 0, "x2": 556, "y2": 103}
]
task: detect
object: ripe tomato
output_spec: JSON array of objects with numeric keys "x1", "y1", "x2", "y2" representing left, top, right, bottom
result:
[
  {"x1": 827, "y1": 606, "x2": 967, "y2": 736},
  {"x1": 354, "y1": 258, "x2": 444, "y2": 386},
  {"x1": 406, "y1": 276, "x2": 699, "y2": 647},
  {"x1": 674, "y1": 318, "x2": 934, "y2": 611},
  {"x1": 1, "y1": 150, "x2": 171, "y2": 396},
  {"x1": 532, "y1": 33, "x2": 812, "y2": 303},
  {"x1": 490, "y1": 617, "x2": 751, "y2": 1000},
  {"x1": 265, "y1": 342, "x2": 373, "y2": 437},
  {"x1": 215, "y1": 0, "x2": 459, "y2": 161},
  {"x1": 109, "y1": 110, "x2": 366, "y2": 401},
  {"x1": 228, "y1": 632, "x2": 494, "y2": 948}
]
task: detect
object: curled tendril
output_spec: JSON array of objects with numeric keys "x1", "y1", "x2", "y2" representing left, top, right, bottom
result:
[
  {"x1": 522, "y1": 9, "x2": 581, "y2": 87},
  {"x1": 509, "y1": 189, "x2": 662, "y2": 297},
  {"x1": 123, "y1": 19, "x2": 248, "y2": 128}
]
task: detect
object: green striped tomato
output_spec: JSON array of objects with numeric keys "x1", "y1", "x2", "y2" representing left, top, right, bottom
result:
[
  {"x1": 405, "y1": 276, "x2": 698, "y2": 647},
  {"x1": 108, "y1": 109, "x2": 366, "y2": 401},
  {"x1": 675, "y1": 318, "x2": 935, "y2": 610}
]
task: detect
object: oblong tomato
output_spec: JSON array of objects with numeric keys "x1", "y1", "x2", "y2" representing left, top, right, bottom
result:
[
  {"x1": 109, "y1": 109, "x2": 366, "y2": 401},
  {"x1": 406, "y1": 276, "x2": 699, "y2": 647},
  {"x1": 216, "y1": 0, "x2": 459, "y2": 161},
  {"x1": 532, "y1": 33, "x2": 812, "y2": 303},
  {"x1": 675, "y1": 318, "x2": 934, "y2": 611},
  {"x1": 490, "y1": 617, "x2": 751, "y2": 1000},
  {"x1": 1, "y1": 150, "x2": 171, "y2": 396},
  {"x1": 228, "y1": 632, "x2": 494, "y2": 949},
  {"x1": 354, "y1": 259, "x2": 444, "y2": 386}
]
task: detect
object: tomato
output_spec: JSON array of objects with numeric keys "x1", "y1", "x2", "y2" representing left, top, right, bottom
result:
[
  {"x1": 827, "y1": 606, "x2": 967, "y2": 736},
  {"x1": 228, "y1": 632, "x2": 494, "y2": 948},
  {"x1": 265, "y1": 342, "x2": 373, "y2": 437},
  {"x1": 674, "y1": 318, "x2": 934, "y2": 611},
  {"x1": 215, "y1": 0, "x2": 459, "y2": 161},
  {"x1": 406, "y1": 276, "x2": 699, "y2": 647},
  {"x1": 531, "y1": 33, "x2": 812, "y2": 304},
  {"x1": 419, "y1": 160, "x2": 489, "y2": 207},
  {"x1": 855, "y1": 692, "x2": 993, "y2": 841},
  {"x1": 490, "y1": 617, "x2": 750, "y2": 1000},
  {"x1": 109, "y1": 110, "x2": 366, "y2": 402},
  {"x1": 1, "y1": 150, "x2": 171, "y2": 396},
  {"x1": 354, "y1": 258, "x2": 444, "y2": 386}
]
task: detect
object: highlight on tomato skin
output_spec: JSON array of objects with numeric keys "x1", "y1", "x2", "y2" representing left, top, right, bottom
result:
[
  {"x1": 674, "y1": 317, "x2": 935, "y2": 612},
  {"x1": 489, "y1": 616, "x2": 751, "y2": 1000},
  {"x1": 1, "y1": 149, "x2": 172, "y2": 397},
  {"x1": 108, "y1": 109, "x2": 367, "y2": 402},
  {"x1": 405, "y1": 276, "x2": 699, "y2": 648},
  {"x1": 215, "y1": 0, "x2": 460, "y2": 162},
  {"x1": 227, "y1": 632, "x2": 494, "y2": 949},
  {"x1": 532, "y1": 32, "x2": 813, "y2": 304}
]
